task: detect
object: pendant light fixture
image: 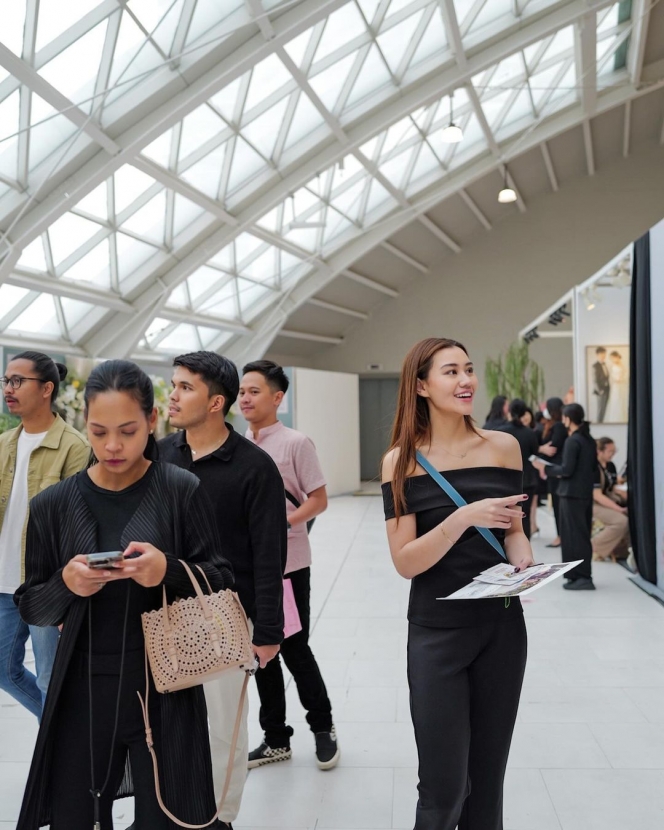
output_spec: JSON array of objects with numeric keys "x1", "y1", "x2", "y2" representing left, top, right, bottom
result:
[
  {"x1": 498, "y1": 165, "x2": 517, "y2": 203},
  {"x1": 441, "y1": 92, "x2": 463, "y2": 144}
]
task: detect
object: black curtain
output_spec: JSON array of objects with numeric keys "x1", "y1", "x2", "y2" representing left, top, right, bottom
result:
[{"x1": 628, "y1": 232, "x2": 657, "y2": 584}]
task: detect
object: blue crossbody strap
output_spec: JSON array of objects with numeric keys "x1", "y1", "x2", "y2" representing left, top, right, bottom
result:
[{"x1": 415, "y1": 451, "x2": 507, "y2": 560}]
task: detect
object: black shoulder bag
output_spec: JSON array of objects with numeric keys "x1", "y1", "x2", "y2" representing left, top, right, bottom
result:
[{"x1": 285, "y1": 489, "x2": 315, "y2": 534}]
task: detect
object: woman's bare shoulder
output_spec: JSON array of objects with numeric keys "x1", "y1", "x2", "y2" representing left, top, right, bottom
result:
[
  {"x1": 481, "y1": 428, "x2": 522, "y2": 468},
  {"x1": 381, "y1": 447, "x2": 401, "y2": 483}
]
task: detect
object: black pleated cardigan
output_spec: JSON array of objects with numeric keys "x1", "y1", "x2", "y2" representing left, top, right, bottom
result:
[{"x1": 14, "y1": 461, "x2": 235, "y2": 830}]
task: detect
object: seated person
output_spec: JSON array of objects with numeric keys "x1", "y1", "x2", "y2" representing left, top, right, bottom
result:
[{"x1": 592, "y1": 438, "x2": 630, "y2": 561}]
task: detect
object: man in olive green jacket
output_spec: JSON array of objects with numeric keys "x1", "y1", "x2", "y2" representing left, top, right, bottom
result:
[{"x1": 0, "y1": 351, "x2": 88, "y2": 718}]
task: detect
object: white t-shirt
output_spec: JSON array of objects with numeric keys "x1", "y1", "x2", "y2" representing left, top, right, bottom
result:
[{"x1": 0, "y1": 430, "x2": 48, "y2": 593}]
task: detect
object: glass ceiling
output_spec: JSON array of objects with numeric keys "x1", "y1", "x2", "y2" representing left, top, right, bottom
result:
[{"x1": 0, "y1": 0, "x2": 637, "y2": 358}]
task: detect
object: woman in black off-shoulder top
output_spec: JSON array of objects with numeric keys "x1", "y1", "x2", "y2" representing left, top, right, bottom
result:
[{"x1": 382, "y1": 338, "x2": 535, "y2": 830}]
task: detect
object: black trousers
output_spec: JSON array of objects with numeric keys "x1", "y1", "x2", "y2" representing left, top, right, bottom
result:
[
  {"x1": 254, "y1": 566, "x2": 332, "y2": 747},
  {"x1": 50, "y1": 658, "x2": 169, "y2": 830},
  {"x1": 559, "y1": 495, "x2": 593, "y2": 580},
  {"x1": 407, "y1": 615, "x2": 527, "y2": 830}
]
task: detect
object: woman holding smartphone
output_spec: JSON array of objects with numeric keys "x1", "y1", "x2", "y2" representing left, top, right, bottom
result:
[
  {"x1": 382, "y1": 338, "x2": 534, "y2": 830},
  {"x1": 14, "y1": 360, "x2": 233, "y2": 830}
]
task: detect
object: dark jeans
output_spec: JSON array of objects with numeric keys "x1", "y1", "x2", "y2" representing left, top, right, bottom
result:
[
  {"x1": 407, "y1": 616, "x2": 527, "y2": 830},
  {"x1": 255, "y1": 566, "x2": 332, "y2": 748},
  {"x1": 559, "y1": 496, "x2": 593, "y2": 580},
  {"x1": 50, "y1": 656, "x2": 169, "y2": 830}
]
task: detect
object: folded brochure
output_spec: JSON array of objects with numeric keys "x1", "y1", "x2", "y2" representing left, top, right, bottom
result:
[{"x1": 438, "y1": 560, "x2": 583, "y2": 600}]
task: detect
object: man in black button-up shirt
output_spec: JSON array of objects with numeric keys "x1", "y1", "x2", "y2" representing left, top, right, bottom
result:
[{"x1": 158, "y1": 351, "x2": 286, "y2": 827}]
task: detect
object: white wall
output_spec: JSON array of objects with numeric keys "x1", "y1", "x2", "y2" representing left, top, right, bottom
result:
[
  {"x1": 573, "y1": 283, "x2": 630, "y2": 472},
  {"x1": 650, "y1": 220, "x2": 664, "y2": 591},
  {"x1": 311, "y1": 145, "x2": 664, "y2": 421},
  {"x1": 292, "y1": 367, "x2": 360, "y2": 496}
]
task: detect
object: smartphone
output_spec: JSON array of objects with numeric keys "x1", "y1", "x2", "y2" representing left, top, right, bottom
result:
[{"x1": 86, "y1": 551, "x2": 124, "y2": 569}]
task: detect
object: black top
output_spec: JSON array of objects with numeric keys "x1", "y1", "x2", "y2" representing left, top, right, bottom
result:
[
  {"x1": 483, "y1": 416, "x2": 508, "y2": 431},
  {"x1": 499, "y1": 421, "x2": 539, "y2": 488},
  {"x1": 382, "y1": 467, "x2": 524, "y2": 628},
  {"x1": 594, "y1": 460, "x2": 617, "y2": 493},
  {"x1": 15, "y1": 462, "x2": 231, "y2": 828},
  {"x1": 75, "y1": 466, "x2": 158, "y2": 669},
  {"x1": 546, "y1": 430, "x2": 597, "y2": 499},
  {"x1": 159, "y1": 424, "x2": 287, "y2": 646}
]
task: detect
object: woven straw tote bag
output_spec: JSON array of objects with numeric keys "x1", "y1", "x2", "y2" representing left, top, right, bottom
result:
[{"x1": 138, "y1": 559, "x2": 256, "y2": 828}]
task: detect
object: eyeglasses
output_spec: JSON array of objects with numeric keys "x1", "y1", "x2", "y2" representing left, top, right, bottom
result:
[{"x1": 0, "y1": 376, "x2": 45, "y2": 390}]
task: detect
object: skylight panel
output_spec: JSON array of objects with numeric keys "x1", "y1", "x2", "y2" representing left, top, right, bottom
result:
[
  {"x1": 241, "y1": 249, "x2": 279, "y2": 285},
  {"x1": 345, "y1": 43, "x2": 395, "y2": 111},
  {"x1": 9, "y1": 294, "x2": 61, "y2": 337},
  {"x1": 60, "y1": 240, "x2": 111, "y2": 289},
  {"x1": 364, "y1": 179, "x2": 392, "y2": 214},
  {"x1": 173, "y1": 194, "x2": 207, "y2": 237},
  {"x1": 75, "y1": 183, "x2": 109, "y2": 221},
  {"x1": 35, "y1": 0, "x2": 101, "y2": 52},
  {"x1": 357, "y1": 0, "x2": 382, "y2": 24},
  {"x1": 198, "y1": 326, "x2": 222, "y2": 348},
  {"x1": 145, "y1": 317, "x2": 172, "y2": 343},
  {"x1": 107, "y1": 10, "x2": 164, "y2": 102},
  {"x1": 496, "y1": 88, "x2": 535, "y2": 138},
  {"x1": 309, "y1": 52, "x2": 358, "y2": 113},
  {"x1": 38, "y1": 22, "x2": 107, "y2": 115},
  {"x1": 408, "y1": 142, "x2": 442, "y2": 188},
  {"x1": 0, "y1": 90, "x2": 20, "y2": 180},
  {"x1": 242, "y1": 97, "x2": 290, "y2": 159},
  {"x1": 60, "y1": 298, "x2": 95, "y2": 331},
  {"x1": 376, "y1": 9, "x2": 425, "y2": 74},
  {"x1": 284, "y1": 226, "x2": 319, "y2": 253},
  {"x1": 48, "y1": 213, "x2": 102, "y2": 265},
  {"x1": 179, "y1": 105, "x2": 226, "y2": 160},
  {"x1": 284, "y1": 28, "x2": 313, "y2": 69},
  {"x1": 465, "y1": 0, "x2": 513, "y2": 38},
  {"x1": 283, "y1": 94, "x2": 326, "y2": 152},
  {"x1": 142, "y1": 130, "x2": 173, "y2": 167},
  {"x1": 160, "y1": 324, "x2": 200, "y2": 352},
  {"x1": 200, "y1": 281, "x2": 237, "y2": 319},
  {"x1": 237, "y1": 278, "x2": 271, "y2": 315},
  {"x1": 114, "y1": 166, "x2": 156, "y2": 214},
  {"x1": 121, "y1": 190, "x2": 167, "y2": 244},
  {"x1": 186, "y1": 0, "x2": 247, "y2": 47},
  {"x1": 208, "y1": 248, "x2": 234, "y2": 271},
  {"x1": 166, "y1": 284, "x2": 190, "y2": 309},
  {"x1": 127, "y1": 0, "x2": 184, "y2": 54},
  {"x1": 409, "y1": 8, "x2": 449, "y2": 70},
  {"x1": 225, "y1": 138, "x2": 268, "y2": 195},
  {"x1": 209, "y1": 77, "x2": 244, "y2": 124},
  {"x1": 180, "y1": 145, "x2": 226, "y2": 199},
  {"x1": 187, "y1": 265, "x2": 227, "y2": 303},
  {"x1": 18, "y1": 238, "x2": 48, "y2": 271},
  {"x1": 0, "y1": 284, "x2": 31, "y2": 316},
  {"x1": 244, "y1": 54, "x2": 291, "y2": 112},
  {"x1": 453, "y1": 0, "x2": 478, "y2": 29},
  {"x1": 380, "y1": 148, "x2": 414, "y2": 190},
  {"x1": 541, "y1": 26, "x2": 574, "y2": 63},
  {"x1": 256, "y1": 206, "x2": 281, "y2": 233},
  {"x1": 28, "y1": 95, "x2": 78, "y2": 172},
  {"x1": 235, "y1": 233, "x2": 264, "y2": 265},
  {"x1": 116, "y1": 233, "x2": 159, "y2": 281},
  {"x1": 315, "y1": 5, "x2": 367, "y2": 64},
  {"x1": 598, "y1": 3, "x2": 621, "y2": 34}
]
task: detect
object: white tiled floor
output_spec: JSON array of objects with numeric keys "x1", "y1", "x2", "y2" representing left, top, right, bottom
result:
[{"x1": 2, "y1": 495, "x2": 664, "y2": 830}]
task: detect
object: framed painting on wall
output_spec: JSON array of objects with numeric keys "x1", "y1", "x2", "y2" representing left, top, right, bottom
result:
[{"x1": 586, "y1": 345, "x2": 630, "y2": 425}]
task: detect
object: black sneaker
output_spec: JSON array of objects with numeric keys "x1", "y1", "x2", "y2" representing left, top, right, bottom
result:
[
  {"x1": 247, "y1": 742, "x2": 292, "y2": 769},
  {"x1": 563, "y1": 577, "x2": 596, "y2": 590},
  {"x1": 315, "y1": 726, "x2": 340, "y2": 770}
]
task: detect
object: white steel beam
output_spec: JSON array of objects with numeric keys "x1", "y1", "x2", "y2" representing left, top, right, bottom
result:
[
  {"x1": 575, "y1": 13, "x2": 597, "y2": 116},
  {"x1": 342, "y1": 269, "x2": 399, "y2": 297},
  {"x1": 158, "y1": 308, "x2": 251, "y2": 334},
  {"x1": 245, "y1": 0, "x2": 275, "y2": 41},
  {"x1": 419, "y1": 214, "x2": 463, "y2": 251},
  {"x1": 540, "y1": 141, "x2": 559, "y2": 191},
  {"x1": 380, "y1": 241, "x2": 429, "y2": 274},
  {"x1": 279, "y1": 329, "x2": 344, "y2": 344},
  {"x1": 307, "y1": 298, "x2": 369, "y2": 320},
  {"x1": 227, "y1": 77, "x2": 664, "y2": 364},
  {"x1": 0, "y1": 334, "x2": 87, "y2": 356},
  {"x1": 623, "y1": 100, "x2": 631, "y2": 158},
  {"x1": 7, "y1": 269, "x2": 132, "y2": 312},
  {"x1": 628, "y1": 0, "x2": 651, "y2": 87},
  {"x1": 583, "y1": 119, "x2": 595, "y2": 176},
  {"x1": 458, "y1": 190, "x2": 491, "y2": 231}
]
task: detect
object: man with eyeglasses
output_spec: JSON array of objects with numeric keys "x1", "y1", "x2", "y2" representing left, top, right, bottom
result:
[{"x1": 0, "y1": 351, "x2": 88, "y2": 718}]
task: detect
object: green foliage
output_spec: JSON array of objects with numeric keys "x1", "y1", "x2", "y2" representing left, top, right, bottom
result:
[
  {"x1": 0, "y1": 413, "x2": 20, "y2": 434},
  {"x1": 485, "y1": 342, "x2": 545, "y2": 410}
]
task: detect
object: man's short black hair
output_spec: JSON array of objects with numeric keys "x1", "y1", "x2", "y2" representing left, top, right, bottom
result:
[
  {"x1": 242, "y1": 360, "x2": 289, "y2": 394},
  {"x1": 596, "y1": 347, "x2": 607, "y2": 355},
  {"x1": 173, "y1": 351, "x2": 239, "y2": 415}
]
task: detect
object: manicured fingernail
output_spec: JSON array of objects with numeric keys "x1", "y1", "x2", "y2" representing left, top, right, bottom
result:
[{"x1": 514, "y1": 567, "x2": 520, "y2": 573}]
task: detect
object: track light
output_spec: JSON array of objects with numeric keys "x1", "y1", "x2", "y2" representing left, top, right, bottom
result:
[
  {"x1": 441, "y1": 93, "x2": 464, "y2": 143},
  {"x1": 523, "y1": 327, "x2": 539, "y2": 344},
  {"x1": 498, "y1": 166, "x2": 517, "y2": 203},
  {"x1": 582, "y1": 288, "x2": 599, "y2": 311}
]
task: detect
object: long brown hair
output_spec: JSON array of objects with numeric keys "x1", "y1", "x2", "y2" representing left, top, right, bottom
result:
[{"x1": 386, "y1": 338, "x2": 480, "y2": 520}]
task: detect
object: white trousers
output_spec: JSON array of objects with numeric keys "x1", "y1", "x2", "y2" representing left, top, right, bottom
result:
[{"x1": 204, "y1": 627, "x2": 252, "y2": 823}]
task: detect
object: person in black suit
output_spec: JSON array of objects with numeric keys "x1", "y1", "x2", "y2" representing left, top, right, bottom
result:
[
  {"x1": 483, "y1": 395, "x2": 509, "y2": 430},
  {"x1": 499, "y1": 399, "x2": 540, "y2": 539},
  {"x1": 533, "y1": 403, "x2": 598, "y2": 590},
  {"x1": 540, "y1": 397, "x2": 567, "y2": 547},
  {"x1": 592, "y1": 347, "x2": 611, "y2": 424}
]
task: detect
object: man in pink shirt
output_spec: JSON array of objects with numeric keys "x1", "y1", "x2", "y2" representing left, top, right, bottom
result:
[{"x1": 240, "y1": 360, "x2": 339, "y2": 771}]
